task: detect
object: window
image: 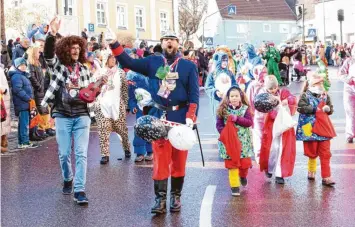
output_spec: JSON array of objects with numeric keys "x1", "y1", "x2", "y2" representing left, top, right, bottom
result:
[
  {"x1": 63, "y1": 0, "x2": 74, "y2": 16},
  {"x1": 160, "y1": 11, "x2": 169, "y2": 32},
  {"x1": 263, "y1": 24, "x2": 271, "y2": 33},
  {"x1": 117, "y1": 5, "x2": 127, "y2": 28},
  {"x1": 279, "y1": 24, "x2": 290, "y2": 34},
  {"x1": 97, "y1": 2, "x2": 106, "y2": 25},
  {"x1": 236, "y1": 24, "x2": 247, "y2": 33},
  {"x1": 135, "y1": 7, "x2": 145, "y2": 29}
]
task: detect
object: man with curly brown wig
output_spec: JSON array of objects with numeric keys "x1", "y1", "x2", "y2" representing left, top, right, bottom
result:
[{"x1": 41, "y1": 17, "x2": 94, "y2": 205}]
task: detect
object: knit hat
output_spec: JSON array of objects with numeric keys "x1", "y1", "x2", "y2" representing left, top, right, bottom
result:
[
  {"x1": 14, "y1": 57, "x2": 27, "y2": 68},
  {"x1": 87, "y1": 52, "x2": 94, "y2": 58},
  {"x1": 264, "y1": 75, "x2": 278, "y2": 89},
  {"x1": 307, "y1": 72, "x2": 324, "y2": 86}
]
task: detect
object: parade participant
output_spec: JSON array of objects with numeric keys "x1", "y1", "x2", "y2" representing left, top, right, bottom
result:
[
  {"x1": 205, "y1": 47, "x2": 237, "y2": 133},
  {"x1": 296, "y1": 73, "x2": 336, "y2": 186},
  {"x1": 216, "y1": 86, "x2": 253, "y2": 196},
  {"x1": 237, "y1": 44, "x2": 263, "y2": 89},
  {"x1": 41, "y1": 17, "x2": 100, "y2": 204},
  {"x1": 259, "y1": 75, "x2": 297, "y2": 184},
  {"x1": 316, "y1": 45, "x2": 331, "y2": 91},
  {"x1": 264, "y1": 45, "x2": 282, "y2": 86},
  {"x1": 94, "y1": 54, "x2": 131, "y2": 164},
  {"x1": 108, "y1": 30, "x2": 199, "y2": 214},
  {"x1": 127, "y1": 51, "x2": 154, "y2": 162},
  {"x1": 338, "y1": 45, "x2": 355, "y2": 143},
  {"x1": 246, "y1": 65, "x2": 267, "y2": 114}
]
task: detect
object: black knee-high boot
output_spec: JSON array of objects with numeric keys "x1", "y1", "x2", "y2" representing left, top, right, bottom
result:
[
  {"x1": 170, "y1": 176, "x2": 184, "y2": 212},
  {"x1": 151, "y1": 179, "x2": 168, "y2": 214}
]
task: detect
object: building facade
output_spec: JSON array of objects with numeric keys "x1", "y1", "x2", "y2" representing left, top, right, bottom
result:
[
  {"x1": 199, "y1": 0, "x2": 298, "y2": 49},
  {"x1": 5, "y1": 0, "x2": 179, "y2": 42}
]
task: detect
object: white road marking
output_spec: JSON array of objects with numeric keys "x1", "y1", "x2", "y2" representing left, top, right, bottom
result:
[{"x1": 200, "y1": 185, "x2": 217, "y2": 227}]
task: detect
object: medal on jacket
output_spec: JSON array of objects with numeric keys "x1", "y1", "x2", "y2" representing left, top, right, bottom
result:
[{"x1": 157, "y1": 57, "x2": 180, "y2": 98}]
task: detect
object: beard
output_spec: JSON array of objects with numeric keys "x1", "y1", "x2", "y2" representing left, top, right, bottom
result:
[{"x1": 164, "y1": 47, "x2": 177, "y2": 59}]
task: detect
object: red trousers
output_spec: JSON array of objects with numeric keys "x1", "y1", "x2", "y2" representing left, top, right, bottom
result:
[
  {"x1": 303, "y1": 140, "x2": 332, "y2": 178},
  {"x1": 224, "y1": 157, "x2": 252, "y2": 178},
  {"x1": 152, "y1": 139, "x2": 188, "y2": 180}
]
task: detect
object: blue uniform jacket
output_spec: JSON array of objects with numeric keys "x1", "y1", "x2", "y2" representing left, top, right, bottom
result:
[{"x1": 113, "y1": 46, "x2": 199, "y2": 124}]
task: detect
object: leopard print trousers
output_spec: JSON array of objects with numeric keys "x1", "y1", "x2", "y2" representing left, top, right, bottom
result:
[{"x1": 94, "y1": 105, "x2": 131, "y2": 157}]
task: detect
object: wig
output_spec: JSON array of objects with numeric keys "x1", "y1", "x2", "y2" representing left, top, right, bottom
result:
[{"x1": 55, "y1": 36, "x2": 87, "y2": 66}]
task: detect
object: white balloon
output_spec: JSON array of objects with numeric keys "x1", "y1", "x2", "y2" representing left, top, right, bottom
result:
[{"x1": 168, "y1": 125, "x2": 197, "y2": 150}]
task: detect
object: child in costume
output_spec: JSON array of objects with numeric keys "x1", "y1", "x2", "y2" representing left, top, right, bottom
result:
[
  {"x1": 339, "y1": 46, "x2": 355, "y2": 143},
  {"x1": 238, "y1": 44, "x2": 263, "y2": 90},
  {"x1": 264, "y1": 45, "x2": 282, "y2": 86},
  {"x1": 216, "y1": 86, "x2": 253, "y2": 196},
  {"x1": 205, "y1": 48, "x2": 237, "y2": 133},
  {"x1": 296, "y1": 73, "x2": 336, "y2": 187},
  {"x1": 127, "y1": 67, "x2": 154, "y2": 162},
  {"x1": 259, "y1": 75, "x2": 297, "y2": 184}
]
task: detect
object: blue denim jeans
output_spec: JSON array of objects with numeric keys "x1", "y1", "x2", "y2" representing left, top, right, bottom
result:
[
  {"x1": 55, "y1": 116, "x2": 91, "y2": 192},
  {"x1": 18, "y1": 111, "x2": 30, "y2": 145}
]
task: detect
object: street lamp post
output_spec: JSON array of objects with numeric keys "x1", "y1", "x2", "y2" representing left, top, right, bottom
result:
[
  {"x1": 323, "y1": 0, "x2": 326, "y2": 43},
  {"x1": 202, "y1": 4, "x2": 232, "y2": 48}
]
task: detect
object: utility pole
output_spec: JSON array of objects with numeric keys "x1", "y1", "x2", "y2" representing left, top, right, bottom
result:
[{"x1": 323, "y1": 0, "x2": 326, "y2": 43}]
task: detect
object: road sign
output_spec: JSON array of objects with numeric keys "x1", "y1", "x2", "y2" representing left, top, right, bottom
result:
[
  {"x1": 205, "y1": 37, "x2": 213, "y2": 46},
  {"x1": 88, "y1": 23, "x2": 95, "y2": 32},
  {"x1": 228, "y1": 5, "x2": 237, "y2": 15},
  {"x1": 308, "y1": 28, "x2": 316, "y2": 37}
]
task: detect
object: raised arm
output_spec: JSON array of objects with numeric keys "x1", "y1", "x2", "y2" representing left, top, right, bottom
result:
[{"x1": 109, "y1": 42, "x2": 152, "y2": 76}]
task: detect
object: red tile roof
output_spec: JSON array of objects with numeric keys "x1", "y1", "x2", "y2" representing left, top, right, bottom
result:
[{"x1": 216, "y1": 0, "x2": 297, "y2": 21}]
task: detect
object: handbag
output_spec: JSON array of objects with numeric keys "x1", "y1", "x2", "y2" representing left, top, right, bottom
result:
[
  {"x1": 1, "y1": 94, "x2": 7, "y2": 122},
  {"x1": 272, "y1": 105, "x2": 297, "y2": 137},
  {"x1": 29, "y1": 99, "x2": 40, "y2": 129},
  {"x1": 312, "y1": 102, "x2": 337, "y2": 138}
]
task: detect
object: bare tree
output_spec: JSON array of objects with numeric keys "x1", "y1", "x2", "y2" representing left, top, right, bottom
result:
[
  {"x1": 179, "y1": 0, "x2": 207, "y2": 48},
  {"x1": 5, "y1": 5, "x2": 51, "y2": 38},
  {"x1": 0, "y1": 0, "x2": 5, "y2": 41}
]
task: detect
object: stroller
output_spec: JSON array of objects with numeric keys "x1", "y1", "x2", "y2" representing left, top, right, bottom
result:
[{"x1": 292, "y1": 59, "x2": 310, "y2": 82}]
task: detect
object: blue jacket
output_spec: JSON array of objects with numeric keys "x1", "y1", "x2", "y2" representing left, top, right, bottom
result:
[
  {"x1": 113, "y1": 44, "x2": 199, "y2": 124},
  {"x1": 126, "y1": 70, "x2": 151, "y2": 113},
  {"x1": 9, "y1": 69, "x2": 33, "y2": 116},
  {"x1": 27, "y1": 23, "x2": 48, "y2": 41},
  {"x1": 12, "y1": 45, "x2": 27, "y2": 64}
]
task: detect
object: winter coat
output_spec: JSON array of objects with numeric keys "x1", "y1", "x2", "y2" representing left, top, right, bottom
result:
[
  {"x1": 28, "y1": 64, "x2": 49, "y2": 115},
  {"x1": 12, "y1": 45, "x2": 27, "y2": 64},
  {"x1": 1, "y1": 49, "x2": 12, "y2": 69},
  {"x1": 0, "y1": 68, "x2": 11, "y2": 136},
  {"x1": 9, "y1": 69, "x2": 33, "y2": 116}
]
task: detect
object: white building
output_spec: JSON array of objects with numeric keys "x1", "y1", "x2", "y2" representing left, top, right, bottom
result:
[{"x1": 314, "y1": 0, "x2": 355, "y2": 44}]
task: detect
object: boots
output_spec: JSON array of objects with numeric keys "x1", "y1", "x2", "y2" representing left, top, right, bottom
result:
[
  {"x1": 170, "y1": 177, "x2": 184, "y2": 212},
  {"x1": 151, "y1": 179, "x2": 168, "y2": 214}
]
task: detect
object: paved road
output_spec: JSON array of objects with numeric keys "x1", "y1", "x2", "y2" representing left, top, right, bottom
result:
[{"x1": 1, "y1": 67, "x2": 355, "y2": 227}]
